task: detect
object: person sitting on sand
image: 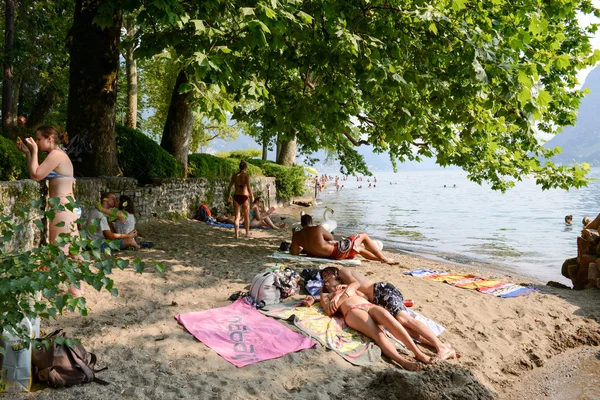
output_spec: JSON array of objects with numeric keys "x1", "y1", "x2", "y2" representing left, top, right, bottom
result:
[
  {"x1": 250, "y1": 197, "x2": 287, "y2": 230},
  {"x1": 98, "y1": 194, "x2": 141, "y2": 249},
  {"x1": 290, "y1": 214, "x2": 398, "y2": 264},
  {"x1": 302, "y1": 278, "x2": 429, "y2": 371},
  {"x1": 87, "y1": 192, "x2": 138, "y2": 251},
  {"x1": 226, "y1": 160, "x2": 254, "y2": 238},
  {"x1": 321, "y1": 266, "x2": 456, "y2": 362}
]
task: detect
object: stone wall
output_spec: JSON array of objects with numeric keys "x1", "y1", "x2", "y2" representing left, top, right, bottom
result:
[{"x1": 0, "y1": 177, "x2": 277, "y2": 250}]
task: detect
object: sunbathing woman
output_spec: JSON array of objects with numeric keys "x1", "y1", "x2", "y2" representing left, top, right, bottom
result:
[
  {"x1": 17, "y1": 126, "x2": 82, "y2": 296},
  {"x1": 303, "y1": 278, "x2": 431, "y2": 371},
  {"x1": 226, "y1": 160, "x2": 254, "y2": 238},
  {"x1": 250, "y1": 197, "x2": 287, "y2": 230}
]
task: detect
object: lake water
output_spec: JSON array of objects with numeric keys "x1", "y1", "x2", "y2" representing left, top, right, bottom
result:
[{"x1": 311, "y1": 169, "x2": 600, "y2": 285}]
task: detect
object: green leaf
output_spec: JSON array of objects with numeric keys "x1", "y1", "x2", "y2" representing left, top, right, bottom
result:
[
  {"x1": 297, "y1": 11, "x2": 313, "y2": 24},
  {"x1": 191, "y1": 20, "x2": 205, "y2": 33},
  {"x1": 452, "y1": 0, "x2": 467, "y2": 11},
  {"x1": 518, "y1": 87, "x2": 531, "y2": 103},
  {"x1": 240, "y1": 7, "x2": 255, "y2": 16},
  {"x1": 517, "y1": 71, "x2": 532, "y2": 87},
  {"x1": 429, "y1": 23, "x2": 438, "y2": 35},
  {"x1": 536, "y1": 90, "x2": 552, "y2": 107},
  {"x1": 553, "y1": 54, "x2": 570, "y2": 69}
]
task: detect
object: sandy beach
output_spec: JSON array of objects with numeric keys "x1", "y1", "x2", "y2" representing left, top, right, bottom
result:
[{"x1": 4, "y1": 208, "x2": 600, "y2": 400}]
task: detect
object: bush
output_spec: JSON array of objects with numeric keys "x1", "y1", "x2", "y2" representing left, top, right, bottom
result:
[
  {"x1": 0, "y1": 199, "x2": 162, "y2": 343},
  {"x1": 116, "y1": 125, "x2": 182, "y2": 183},
  {"x1": 248, "y1": 160, "x2": 306, "y2": 201},
  {"x1": 188, "y1": 153, "x2": 263, "y2": 178},
  {"x1": 0, "y1": 135, "x2": 28, "y2": 181},
  {"x1": 216, "y1": 149, "x2": 262, "y2": 159}
]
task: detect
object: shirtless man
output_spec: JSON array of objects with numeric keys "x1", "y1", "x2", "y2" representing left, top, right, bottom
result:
[
  {"x1": 321, "y1": 266, "x2": 457, "y2": 362},
  {"x1": 291, "y1": 214, "x2": 398, "y2": 264}
]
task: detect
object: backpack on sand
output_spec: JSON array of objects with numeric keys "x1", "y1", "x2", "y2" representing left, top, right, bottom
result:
[
  {"x1": 195, "y1": 204, "x2": 212, "y2": 222},
  {"x1": 32, "y1": 329, "x2": 108, "y2": 388},
  {"x1": 249, "y1": 271, "x2": 281, "y2": 308}
]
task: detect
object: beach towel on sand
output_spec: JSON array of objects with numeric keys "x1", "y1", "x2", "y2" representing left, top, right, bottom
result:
[
  {"x1": 175, "y1": 299, "x2": 316, "y2": 367},
  {"x1": 262, "y1": 301, "x2": 445, "y2": 366},
  {"x1": 261, "y1": 301, "x2": 380, "y2": 366},
  {"x1": 268, "y1": 252, "x2": 361, "y2": 266},
  {"x1": 405, "y1": 269, "x2": 538, "y2": 298},
  {"x1": 206, "y1": 220, "x2": 269, "y2": 229}
]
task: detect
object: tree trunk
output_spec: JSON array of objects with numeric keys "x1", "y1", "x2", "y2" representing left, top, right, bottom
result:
[
  {"x1": 275, "y1": 134, "x2": 281, "y2": 161},
  {"x1": 66, "y1": 0, "x2": 121, "y2": 177},
  {"x1": 161, "y1": 69, "x2": 193, "y2": 177},
  {"x1": 262, "y1": 137, "x2": 268, "y2": 161},
  {"x1": 27, "y1": 86, "x2": 58, "y2": 131},
  {"x1": 2, "y1": 0, "x2": 15, "y2": 135},
  {"x1": 124, "y1": 15, "x2": 137, "y2": 129},
  {"x1": 276, "y1": 135, "x2": 297, "y2": 166},
  {"x1": 9, "y1": 75, "x2": 21, "y2": 127}
]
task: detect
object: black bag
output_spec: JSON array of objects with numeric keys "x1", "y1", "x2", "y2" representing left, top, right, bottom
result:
[
  {"x1": 279, "y1": 241, "x2": 291, "y2": 252},
  {"x1": 32, "y1": 329, "x2": 108, "y2": 388}
]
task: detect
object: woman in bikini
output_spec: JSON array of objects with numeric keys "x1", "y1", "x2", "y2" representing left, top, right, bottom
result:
[
  {"x1": 227, "y1": 160, "x2": 254, "y2": 238},
  {"x1": 249, "y1": 197, "x2": 287, "y2": 230},
  {"x1": 303, "y1": 278, "x2": 432, "y2": 371},
  {"x1": 17, "y1": 126, "x2": 83, "y2": 296}
]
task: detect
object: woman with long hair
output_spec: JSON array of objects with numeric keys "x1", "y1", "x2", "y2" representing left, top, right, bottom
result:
[
  {"x1": 17, "y1": 126, "x2": 82, "y2": 296},
  {"x1": 98, "y1": 194, "x2": 140, "y2": 249},
  {"x1": 249, "y1": 197, "x2": 287, "y2": 230}
]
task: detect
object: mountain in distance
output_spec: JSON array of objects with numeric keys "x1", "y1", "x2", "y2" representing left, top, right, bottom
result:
[
  {"x1": 545, "y1": 66, "x2": 600, "y2": 165},
  {"x1": 207, "y1": 136, "x2": 445, "y2": 174}
]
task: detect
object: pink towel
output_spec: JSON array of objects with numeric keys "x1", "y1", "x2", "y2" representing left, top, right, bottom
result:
[{"x1": 175, "y1": 299, "x2": 317, "y2": 367}]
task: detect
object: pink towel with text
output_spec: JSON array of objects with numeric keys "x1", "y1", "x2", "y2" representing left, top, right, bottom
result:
[{"x1": 175, "y1": 299, "x2": 317, "y2": 367}]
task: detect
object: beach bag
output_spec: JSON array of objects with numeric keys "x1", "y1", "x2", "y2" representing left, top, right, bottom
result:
[
  {"x1": 249, "y1": 271, "x2": 280, "y2": 308},
  {"x1": 0, "y1": 317, "x2": 40, "y2": 393},
  {"x1": 272, "y1": 268, "x2": 300, "y2": 299},
  {"x1": 31, "y1": 329, "x2": 108, "y2": 388},
  {"x1": 195, "y1": 204, "x2": 212, "y2": 222}
]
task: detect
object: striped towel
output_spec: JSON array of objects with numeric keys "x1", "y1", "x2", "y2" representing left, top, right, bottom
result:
[{"x1": 404, "y1": 269, "x2": 537, "y2": 298}]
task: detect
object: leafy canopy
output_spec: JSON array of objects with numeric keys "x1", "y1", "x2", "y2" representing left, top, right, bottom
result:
[{"x1": 99, "y1": 0, "x2": 600, "y2": 191}]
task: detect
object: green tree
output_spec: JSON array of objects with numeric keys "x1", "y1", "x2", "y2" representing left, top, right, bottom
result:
[{"x1": 234, "y1": 0, "x2": 600, "y2": 190}]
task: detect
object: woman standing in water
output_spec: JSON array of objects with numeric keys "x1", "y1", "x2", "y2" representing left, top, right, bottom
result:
[
  {"x1": 227, "y1": 160, "x2": 254, "y2": 238},
  {"x1": 17, "y1": 126, "x2": 83, "y2": 296}
]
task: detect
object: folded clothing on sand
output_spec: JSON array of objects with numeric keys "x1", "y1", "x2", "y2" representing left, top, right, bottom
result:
[
  {"x1": 175, "y1": 298, "x2": 316, "y2": 367},
  {"x1": 404, "y1": 269, "x2": 538, "y2": 298}
]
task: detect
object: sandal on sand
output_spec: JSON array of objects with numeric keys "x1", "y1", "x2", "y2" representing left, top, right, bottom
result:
[{"x1": 139, "y1": 241, "x2": 154, "y2": 249}]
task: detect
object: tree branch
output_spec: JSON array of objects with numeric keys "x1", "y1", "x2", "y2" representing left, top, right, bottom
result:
[{"x1": 342, "y1": 131, "x2": 369, "y2": 146}]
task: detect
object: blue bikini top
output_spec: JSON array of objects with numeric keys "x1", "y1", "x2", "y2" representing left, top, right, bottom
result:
[{"x1": 45, "y1": 171, "x2": 74, "y2": 180}]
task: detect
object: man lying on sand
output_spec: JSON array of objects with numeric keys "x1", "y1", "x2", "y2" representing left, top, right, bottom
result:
[
  {"x1": 321, "y1": 267, "x2": 457, "y2": 362},
  {"x1": 302, "y1": 279, "x2": 427, "y2": 371},
  {"x1": 291, "y1": 214, "x2": 398, "y2": 265}
]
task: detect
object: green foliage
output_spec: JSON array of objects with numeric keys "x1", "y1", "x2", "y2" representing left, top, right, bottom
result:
[
  {"x1": 0, "y1": 199, "x2": 163, "y2": 341},
  {"x1": 0, "y1": 136, "x2": 28, "y2": 181},
  {"x1": 248, "y1": 160, "x2": 305, "y2": 201},
  {"x1": 217, "y1": 149, "x2": 262, "y2": 159},
  {"x1": 115, "y1": 125, "x2": 182, "y2": 182},
  {"x1": 136, "y1": 54, "x2": 243, "y2": 152},
  {"x1": 187, "y1": 154, "x2": 263, "y2": 179}
]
